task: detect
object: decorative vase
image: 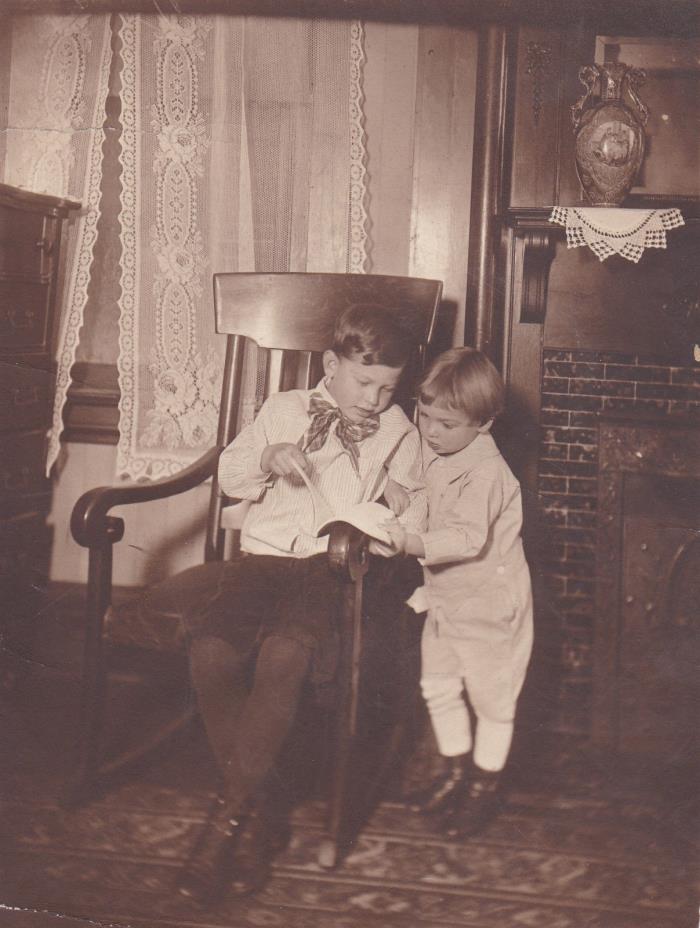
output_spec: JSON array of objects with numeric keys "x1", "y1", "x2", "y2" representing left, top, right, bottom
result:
[{"x1": 571, "y1": 62, "x2": 649, "y2": 207}]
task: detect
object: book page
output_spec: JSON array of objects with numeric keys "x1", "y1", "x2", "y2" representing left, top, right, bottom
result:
[{"x1": 315, "y1": 501, "x2": 394, "y2": 544}]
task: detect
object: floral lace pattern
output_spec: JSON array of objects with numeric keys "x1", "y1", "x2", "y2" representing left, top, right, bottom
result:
[
  {"x1": 117, "y1": 15, "x2": 224, "y2": 478},
  {"x1": 24, "y1": 18, "x2": 88, "y2": 196},
  {"x1": 2, "y1": 16, "x2": 112, "y2": 475},
  {"x1": 116, "y1": 16, "x2": 369, "y2": 479},
  {"x1": 348, "y1": 21, "x2": 370, "y2": 273},
  {"x1": 142, "y1": 18, "x2": 220, "y2": 454}
]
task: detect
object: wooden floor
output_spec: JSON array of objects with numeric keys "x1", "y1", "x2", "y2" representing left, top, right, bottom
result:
[{"x1": 0, "y1": 586, "x2": 697, "y2": 928}]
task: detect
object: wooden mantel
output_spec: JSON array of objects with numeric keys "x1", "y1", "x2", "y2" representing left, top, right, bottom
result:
[
  {"x1": 498, "y1": 201, "x2": 699, "y2": 503},
  {"x1": 502, "y1": 209, "x2": 562, "y2": 327}
]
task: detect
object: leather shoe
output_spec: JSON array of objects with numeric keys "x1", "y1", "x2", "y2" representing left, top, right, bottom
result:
[
  {"x1": 405, "y1": 753, "x2": 470, "y2": 814},
  {"x1": 230, "y1": 810, "x2": 274, "y2": 896},
  {"x1": 441, "y1": 766, "x2": 502, "y2": 838},
  {"x1": 177, "y1": 796, "x2": 241, "y2": 905}
]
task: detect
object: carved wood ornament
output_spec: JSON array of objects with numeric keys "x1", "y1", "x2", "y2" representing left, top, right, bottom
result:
[{"x1": 525, "y1": 40, "x2": 552, "y2": 127}]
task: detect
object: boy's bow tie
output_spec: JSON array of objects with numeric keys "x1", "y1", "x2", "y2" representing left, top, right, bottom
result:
[{"x1": 298, "y1": 393, "x2": 380, "y2": 472}]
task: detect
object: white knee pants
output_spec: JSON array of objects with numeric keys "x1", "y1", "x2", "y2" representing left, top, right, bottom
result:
[{"x1": 420, "y1": 597, "x2": 533, "y2": 771}]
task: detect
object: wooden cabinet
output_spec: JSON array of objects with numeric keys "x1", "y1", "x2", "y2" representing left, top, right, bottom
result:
[{"x1": 0, "y1": 183, "x2": 80, "y2": 684}]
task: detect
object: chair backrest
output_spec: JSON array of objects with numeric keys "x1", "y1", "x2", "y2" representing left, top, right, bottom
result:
[{"x1": 206, "y1": 272, "x2": 443, "y2": 560}]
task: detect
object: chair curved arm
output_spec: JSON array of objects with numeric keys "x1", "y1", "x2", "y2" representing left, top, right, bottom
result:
[
  {"x1": 327, "y1": 522, "x2": 371, "y2": 583},
  {"x1": 71, "y1": 445, "x2": 223, "y2": 549}
]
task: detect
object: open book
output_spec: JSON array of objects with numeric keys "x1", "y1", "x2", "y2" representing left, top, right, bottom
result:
[
  {"x1": 314, "y1": 501, "x2": 394, "y2": 544},
  {"x1": 291, "y1": 460, "x2": 394, "y2": 544}
]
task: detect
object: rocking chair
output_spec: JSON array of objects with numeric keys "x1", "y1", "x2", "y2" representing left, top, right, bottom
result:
[{"x1": 69, "y1": 271, "x2": 443, "y2": 867}]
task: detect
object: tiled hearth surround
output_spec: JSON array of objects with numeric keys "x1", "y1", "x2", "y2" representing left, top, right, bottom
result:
[{"x1": 537, "y1": 348, "x2": 700, "y2": 732}]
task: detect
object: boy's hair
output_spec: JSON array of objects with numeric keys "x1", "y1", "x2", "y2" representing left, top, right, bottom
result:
[
  {"x1": 419, "y1": 347, "x2": 505, "y2": 425},
  {"x1": 332, "y1": 303, "x2": 413, "y2": 368}
]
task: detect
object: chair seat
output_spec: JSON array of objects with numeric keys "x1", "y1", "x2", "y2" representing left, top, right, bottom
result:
[{"x1": 105, "y1": 600, "x2": 186, "y2": 654}]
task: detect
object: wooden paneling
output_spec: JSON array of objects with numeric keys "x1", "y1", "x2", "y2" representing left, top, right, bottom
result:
[
  {"x1": 48, "y1": 443, "x2": 212, "y2": 587},
  {"x1": 363, "y1": 22, "x2": 419, "y2": 277},
  {"x1": 544, "y1": 220, "x2": 700, "y2": 362},
  {"x1": 4, "y1": 0, "x2": 699, "y2": 37},
  {"x1": 365, "y1": 22, "x2": 476, "y2": 345},
  {"x1": 465, "y1": 24, "x2": 509, "y2": 356},
  {"x1": 509, "y1": 24, "x2": 595, "y2": 207},
  {"x1": 509, "y1": 26, "x2": 565, "y2": 207},
  {"x1": 63, "y1": 361, "x2": 120, "y2": 444},
  {"x1": 409, "y1": 25, "x2": 476, "y2": 344}
]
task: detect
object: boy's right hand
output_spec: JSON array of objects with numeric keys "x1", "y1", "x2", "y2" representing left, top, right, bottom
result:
[
  {"x1": 383, "y1": 478, "x2": 410, "y2": 516},
  {"x1": 260, "y1": 443, "x2": 311, "y2": 477}
]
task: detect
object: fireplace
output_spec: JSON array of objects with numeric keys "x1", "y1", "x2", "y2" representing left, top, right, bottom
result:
[{"x1": 594, "y1": 410, "x2": 700, "y2": 765}]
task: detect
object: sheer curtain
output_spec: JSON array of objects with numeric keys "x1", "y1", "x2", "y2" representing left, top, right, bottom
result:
[
  {"x1": 115, "y1": 15, "x2": 369, "y2": 479},
  {"x1": 2, "y1": 15, "x2": 112, "y2": 474}
]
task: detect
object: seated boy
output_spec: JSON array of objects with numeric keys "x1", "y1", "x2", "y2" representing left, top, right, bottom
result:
[{"x1": 145, "y1": 304, "x2": 426, "y2": 904}]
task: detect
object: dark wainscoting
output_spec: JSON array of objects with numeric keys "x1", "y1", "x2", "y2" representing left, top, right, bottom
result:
[{"x1": 63, "y1": 361, "x2": 120, "y2": 445}]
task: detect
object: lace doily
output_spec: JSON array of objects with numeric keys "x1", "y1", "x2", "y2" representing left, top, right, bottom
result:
[{"x1": 549, "y1": 207, "x2": 685, "y2": 263}]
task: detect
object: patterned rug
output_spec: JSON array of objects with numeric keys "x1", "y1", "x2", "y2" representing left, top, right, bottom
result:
[
  {"x1": 0, "y1": 599, "x2": 697, "y2": 928},
  {"x1": 1, "y1": 728, "x2": 697, "y2": 928}
]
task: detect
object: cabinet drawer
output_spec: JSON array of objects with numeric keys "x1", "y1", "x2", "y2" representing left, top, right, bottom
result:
[
  {"x1": 0, "y1": 510, "x2": 51, "y2": 587},
  {"x1": 0, "y1": 206, "x2": 52, "y2": 278},
  {"x1": 0, "y1": 361, "x2": 52, "y2": 431},
  {"x1": 0, "y1": 279, "x2": 52, "y2": 352},
  {"x1": 0, "y1": 511, "x2": 51, "y2": 643},
  {"x1": 0, "y1": 430, "x2": 50, "y2": 516}
]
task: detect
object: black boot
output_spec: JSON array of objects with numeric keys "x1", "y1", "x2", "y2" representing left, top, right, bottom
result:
[
  {"x1": 229, "y1": 808, "x2": 276, "y2": 896},
  {"x1": 177, "y1": 795, "x2": 242, "y2": 905},
  {"x1": 440, "y1": 766, "x2": 502, "y2": 838},
  {"x1": 405, "y1": 753, "x2": 470, "y2": 815}
]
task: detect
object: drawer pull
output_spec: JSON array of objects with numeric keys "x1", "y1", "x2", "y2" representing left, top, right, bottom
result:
[
  {"x1": 2, "y1": 465, "x2": 33, "y2": 492},
  {"x1": 0, "y1": 308, "x2": 36, "y2": 331},
  {"x1": 11, "y1": 386, "x2": 41, "y2": 407}
]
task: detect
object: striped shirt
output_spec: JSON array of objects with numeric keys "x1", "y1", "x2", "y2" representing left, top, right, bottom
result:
[{"x1": 218, "y1": 379, "x2": 427, "y2": 557}]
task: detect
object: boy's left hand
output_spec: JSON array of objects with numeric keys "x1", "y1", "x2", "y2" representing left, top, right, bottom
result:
[{"x1": 368, "y1": 538, "x2": 399, "y2": 558}]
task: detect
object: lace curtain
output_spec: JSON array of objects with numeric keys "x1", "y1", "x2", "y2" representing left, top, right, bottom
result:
[
  {"x1": 115, "y1": 15, "x2": 369, "y2": 479},
  {"x1": 2, "y1": 15, "x2": 112, "y2": 474}
]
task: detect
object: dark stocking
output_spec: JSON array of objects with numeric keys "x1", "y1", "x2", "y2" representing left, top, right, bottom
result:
[
  {"x1": 226, "y1": 635, "x2": 311, "y2": 805},
  {"x1": 189, "y1": 633, "x2": 311, "y2": 812},
  {"x1": 188, "y1": 635, "x2": 250, "y2": 791},
  {"x1": 181, "y1": 634, "x2": 311, "y2": 903}
]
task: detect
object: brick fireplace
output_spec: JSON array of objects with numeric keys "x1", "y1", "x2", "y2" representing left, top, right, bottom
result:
[
  {"x1": 594, "y1": 414, "x2": 699, "y2": 765},
  {"x1": 536, "y1": 348, "x2": 700, "y2": 735}
]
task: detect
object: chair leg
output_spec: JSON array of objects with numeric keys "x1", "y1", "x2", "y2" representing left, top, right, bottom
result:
[
  {"x1": 319, "y1": 576, "x2": 363, "y2": 869},
  {"x1": 318, "y1": 595, "x2": 422, "y2": 868},
  {"x1": 64, "y1": 543, "x2": 112, "y2": 807}
]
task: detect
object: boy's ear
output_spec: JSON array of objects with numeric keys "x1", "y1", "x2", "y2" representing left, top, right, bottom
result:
[
  {"x1": 477, "y1": 418, "x2": 494, "y2": 434},
  {"x1": 322, "y1": 350, "x2": 340, "y2": 378}
]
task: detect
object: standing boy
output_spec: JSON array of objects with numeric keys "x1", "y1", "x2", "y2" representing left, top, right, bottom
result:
[{"x1": 384, "y1": 347, "x2": 533, "y2": 837}]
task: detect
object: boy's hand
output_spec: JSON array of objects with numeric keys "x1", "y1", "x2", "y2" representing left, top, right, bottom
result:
[
  {"x1": 383, "y1": 478, "x2": 410, "y2": 516},
  {"x1": 382, "y1": 518, "x2": 408, "y2": 554},
  {"x1": 368, "y1": 538, "x2": 399, "y2": 558},
  {"x1": 261, "y1": 443, "x2": 311, "y2": 477}
]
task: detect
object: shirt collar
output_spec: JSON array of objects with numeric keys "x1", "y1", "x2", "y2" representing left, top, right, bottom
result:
[
  {"x1": 423, "y1": 431, "x2": 501, "y2": 477},
  {"x1": 314, "y1": 378, "x2": 338, "y2": 408},
  {"x1": 311, "y1": 378, "x2": 390, "y2": 423}
]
